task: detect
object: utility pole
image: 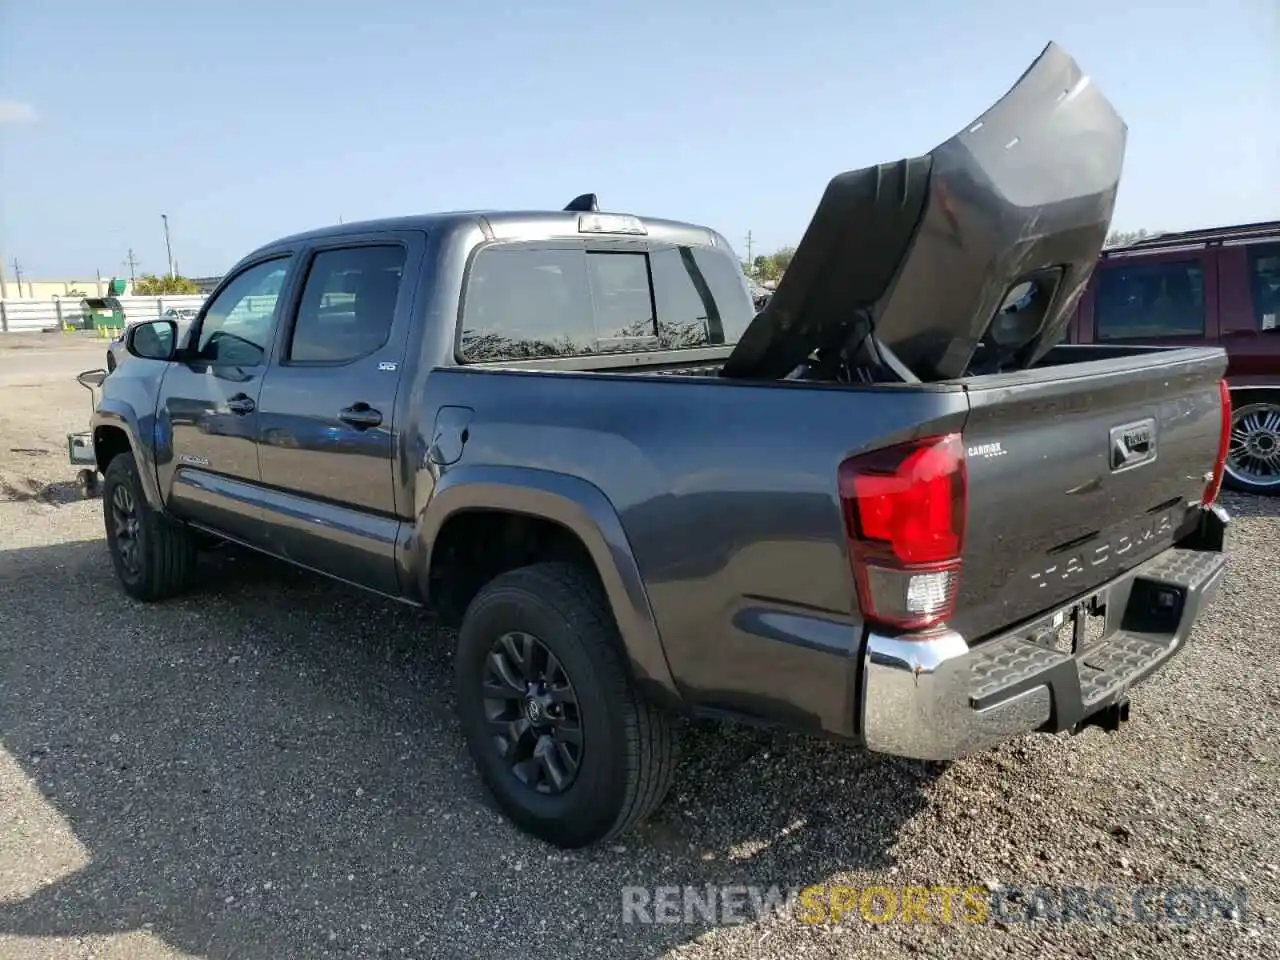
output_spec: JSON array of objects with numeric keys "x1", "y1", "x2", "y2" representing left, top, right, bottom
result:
[
  {"x1": 161, "y1": 213, "x2": 174, "y2": 278},
  {"x1": 11, "y1": 257, "x2": 23, "y2": 297},
  {"x1": 124, "y1": 249, "x2": 140, "y2": 283},
  {"x1": 744, "y1": 231, "x2": 754, "y2": 277}
]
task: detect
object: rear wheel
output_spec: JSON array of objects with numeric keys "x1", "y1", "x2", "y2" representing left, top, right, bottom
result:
[
  {"x1": 1224, "y1": 399, "x2": 1280, "y2": 495},
  {"x1": 454, "y1": 562, "x2": 678, "y2": 848},
  {"x1": 102, "y1": 452, "x2": 197, "y2": 601}
]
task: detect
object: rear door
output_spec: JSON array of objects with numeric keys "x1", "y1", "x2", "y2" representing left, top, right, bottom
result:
[
  {"x1": 253, "y1": 230, "x2": 424, "y2": 595},
  {"x1": 157, "y1": 255, "x2": 296, "y2": 546}
]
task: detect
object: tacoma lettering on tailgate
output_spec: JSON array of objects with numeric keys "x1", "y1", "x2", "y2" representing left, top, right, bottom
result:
[{"x1": 1030, "y1": 509, "x2": 1178, "y2": 590}]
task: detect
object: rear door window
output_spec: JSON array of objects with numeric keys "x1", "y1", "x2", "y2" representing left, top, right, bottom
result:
[
  {"x1": 288, "y1": 245, "x2": 407, "y2": 363},
  {"x1": 1094, "y1": 259, "x2": 1206, "y2": 340}
]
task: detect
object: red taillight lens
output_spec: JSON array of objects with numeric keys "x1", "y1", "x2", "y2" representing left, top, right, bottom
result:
[
  {"x1": 1202, "y1": 379, "x2": 1231, "y2": 506},
  {"x1": 839, "y1": 434, "x2": 967, "y2": 630}
]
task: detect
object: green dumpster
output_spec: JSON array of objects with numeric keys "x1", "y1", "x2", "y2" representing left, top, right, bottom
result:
[
  {"x1": 79, "y1": 296, "x2": 125, "y2": 332},
  {"x1": 77, "y1": 280, "x2": 129, "y2": 332}
]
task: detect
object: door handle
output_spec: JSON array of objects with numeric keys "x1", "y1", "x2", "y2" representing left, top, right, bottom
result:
[
  {"x1": 227, "y1": 394, "x2": 256, "y2": 415},
  {"x1": 339, "y1": 403, "x2": 383, "y2": 429}
]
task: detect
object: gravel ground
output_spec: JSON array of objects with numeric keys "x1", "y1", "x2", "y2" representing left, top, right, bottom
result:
[{"x1": 0, "y1": 333, "x2": 1277, "y2": 959}]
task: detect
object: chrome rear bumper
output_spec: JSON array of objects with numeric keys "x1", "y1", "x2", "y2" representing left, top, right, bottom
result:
[{"x1": 860, "y1": 507, "x2": 1229, "y2": 761}]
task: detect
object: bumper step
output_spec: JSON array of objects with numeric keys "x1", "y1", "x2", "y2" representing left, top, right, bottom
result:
[
  {"x1": 860, "y1": 510, "x2": 1229, "y2": 762},
  {"x1": 967, "y1": 547, "x2": 1226, "y2": 726}
]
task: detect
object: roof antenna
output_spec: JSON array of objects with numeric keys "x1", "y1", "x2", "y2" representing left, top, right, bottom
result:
[{"x1": 564, "y1": 193, "x2": 599, "y2": 212}]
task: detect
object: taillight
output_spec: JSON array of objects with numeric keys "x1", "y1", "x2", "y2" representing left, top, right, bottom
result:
[
  {"x1": 1202, "y1": 379, "x2": 1231, "y2": 506},
  {"x1": 838, "y1": 434, "x2": 967, "y2": 630}
]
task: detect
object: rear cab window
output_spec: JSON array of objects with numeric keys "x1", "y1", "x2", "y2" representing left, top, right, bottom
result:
[{"x1": 458, "y1": 239, "x2": 754, "y2": 362}]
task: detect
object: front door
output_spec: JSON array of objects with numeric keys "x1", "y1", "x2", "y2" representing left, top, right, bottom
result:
[
  {"x1": 254, "y1": 234, "x2": 421, "y2": 595},
  {"x1": 157, "y1": 255, "x2": 296, "y2": 546}
]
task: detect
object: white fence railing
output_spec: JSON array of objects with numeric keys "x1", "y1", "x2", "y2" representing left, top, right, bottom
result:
[{"x1": 0, "y1": 295, "x2": 209, "y2": 333}]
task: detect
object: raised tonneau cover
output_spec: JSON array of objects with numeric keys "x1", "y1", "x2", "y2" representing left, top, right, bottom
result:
[{"x1": 722, "y1": 42, "x2": 1127, "y2": 382}]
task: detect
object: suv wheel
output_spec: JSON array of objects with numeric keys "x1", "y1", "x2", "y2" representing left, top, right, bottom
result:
[
  {"x1": 454, "y1": 562, "x2": 678, "y2": 848},
  {"x1": 1224, "y1": 399, "x2": 1280, "y2": 496},
  {"x1": 102, "y1": 452, "x2": 197, "y2": 601}
]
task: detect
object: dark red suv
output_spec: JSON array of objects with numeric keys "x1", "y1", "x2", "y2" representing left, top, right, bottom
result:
[{"x1": 1065, "y1": 220, "x2": 1280, "y2": 494}]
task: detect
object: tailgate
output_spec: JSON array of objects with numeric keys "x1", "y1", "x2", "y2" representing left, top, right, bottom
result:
[{"x1": 952, "y1": 347, "x2": 1227, "y2": 641}]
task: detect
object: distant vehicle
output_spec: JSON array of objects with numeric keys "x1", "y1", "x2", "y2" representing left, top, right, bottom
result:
[{"x1": 1063, "y1": 220, "x2": 1280, "y2": 493}]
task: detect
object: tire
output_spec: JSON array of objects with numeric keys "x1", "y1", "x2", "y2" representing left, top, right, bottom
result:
[
  {"x1": 106, "y1": 351, "x2": 116, "y2": 373},
  {"x1": 102, "y1": 452, "x2": 197, "y2": 601},
  {"x1": 454, "y1": 561, "x2": 678, "y2": 848},
  {"x1": 1223, "y1": 398, "x2": 1280, "y2": 496}
]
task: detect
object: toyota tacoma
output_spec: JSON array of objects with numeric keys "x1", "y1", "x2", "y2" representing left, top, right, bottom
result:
[{"x1": 75, "y1": 43, "x2": 1230, "y2": 848}]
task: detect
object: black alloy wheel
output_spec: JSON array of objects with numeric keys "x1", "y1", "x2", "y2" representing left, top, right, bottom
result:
[
  {"x1": 110, "y1": 481, "x2": 142, "y2": 579},
  {"x1": 483, "y1": 630, "x2": 583, "y2": 794}
]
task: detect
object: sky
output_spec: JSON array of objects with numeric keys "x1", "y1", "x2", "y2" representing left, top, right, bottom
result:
[{"x1": 1, "y1": 0, "x2": 1277, "y2": 280}]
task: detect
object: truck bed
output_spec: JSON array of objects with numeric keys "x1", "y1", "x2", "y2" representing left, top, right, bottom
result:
[{"x1": 429, "y1": 340, "x2": 1227, "y2": 724}]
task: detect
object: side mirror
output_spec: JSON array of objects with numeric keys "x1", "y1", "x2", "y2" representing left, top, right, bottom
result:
[{"x1": 126, "y1": 319, "x2": 178, "y2": 361}]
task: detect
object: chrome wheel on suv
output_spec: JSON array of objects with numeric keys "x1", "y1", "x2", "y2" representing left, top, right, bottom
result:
[{"x1": 1226, "y1": 400, "x2": 1280, "y2": 494}]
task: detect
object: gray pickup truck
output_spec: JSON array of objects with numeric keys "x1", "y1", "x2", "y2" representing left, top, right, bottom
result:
[{"x1": 77, "y1": 44, "x2": 1231, "y2": 849}]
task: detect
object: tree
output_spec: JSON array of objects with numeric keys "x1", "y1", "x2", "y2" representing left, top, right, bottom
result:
[
  {"x1": 132, "y1": 273, "x2": 200, "y2": 295},
  {"x1": 1104, "y1": 228, "x2": 1162, "y2": 249},
  {"x1": 770, "y1": 246, "x2": 795, "y2": 275},
  {"x1": 746, "y1": 247, "x2": 797, "y2": 285}
]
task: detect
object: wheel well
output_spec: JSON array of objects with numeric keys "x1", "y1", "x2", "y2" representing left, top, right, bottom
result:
[
  {"x1": 1228, "y1": 388, "x2": 1280, "y2": 409},
  {"x1": 427, "y1": 510, "x2": 601, "y2": 627},
  {"x1": 93, "y1": 426, "x2": 131, "y2": 473}
]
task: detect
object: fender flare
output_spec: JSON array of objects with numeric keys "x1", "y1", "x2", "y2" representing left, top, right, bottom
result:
[
  {"x1": 417, "y1": 465, "x2": 680, "y2": 705},
  {"x1": 91, "y1": 402, "x2": 165, "y2": 511}
]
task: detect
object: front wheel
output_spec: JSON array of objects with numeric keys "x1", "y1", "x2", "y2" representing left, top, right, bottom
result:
[
  {"x1": 1224, "y1": 399, "x2": 1280, "y2": 496},
  {"x1": 454, "y1": 562, "x2": 678, "y2": 848},
  {"x1": 102, "y1": 452, "x2": 197, "y2": 601}
]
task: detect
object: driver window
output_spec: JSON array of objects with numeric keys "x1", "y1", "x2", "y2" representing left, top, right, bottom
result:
[{"x1": 196, "y1": 258, "x2": 292, "y2": 365}]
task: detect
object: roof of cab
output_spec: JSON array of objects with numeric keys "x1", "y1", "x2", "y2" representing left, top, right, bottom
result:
[{"x1": 251, "y1": 209, "x2": 726, "y2": 258}]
